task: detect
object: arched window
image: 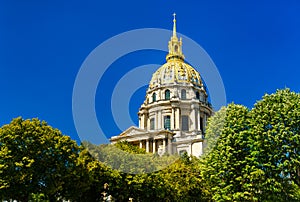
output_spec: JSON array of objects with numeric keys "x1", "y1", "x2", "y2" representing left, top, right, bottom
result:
[
  {"x1": 164, "y1": 115, "x2": 171, "y2": 130},
  {"x1": 181, "y1": 89, "x2": 186, "y2": 100},
  {"x1": 165, "y1": 89, "x2": 170, "y2": 100},
  {"x1": 181, "y1": 115, "x2": 189, "y2": 131},
  {"x1": 200, "y1": 94, "x2": 203, "y2": 102},
  {"x1": 196, "y1": 91, "x2": 200, "y2": 100},
  {"x1": 150, "y1": 118, "x2": 155, "y2": 130},
  {"x1": 152, "y1": 93, "x2": 156, "y2": 102},
  {"x1": 174, "y1": 45, "x2": 178, "y2": 53}
]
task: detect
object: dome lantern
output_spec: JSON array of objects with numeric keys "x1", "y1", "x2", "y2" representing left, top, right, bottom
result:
[
  {"x1": 149, "y1": 14, "x2": 203, "y2": 89},
  {"x1": 166, "y1": 13, "x2": 185, "y2": 62}
]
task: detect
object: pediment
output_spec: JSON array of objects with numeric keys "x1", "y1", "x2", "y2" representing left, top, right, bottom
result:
[{"x1": 118, "y1": 126, "x2": 147, "y2": 137}]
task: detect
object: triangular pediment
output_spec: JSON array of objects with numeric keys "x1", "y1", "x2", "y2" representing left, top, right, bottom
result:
[{"x1": 118, "y1": 126, "x2": 147, "y2": 137}]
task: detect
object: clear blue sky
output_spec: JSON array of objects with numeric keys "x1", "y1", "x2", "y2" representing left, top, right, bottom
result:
[{"x1": 1, "y1": 0, "x2": 300, "y2": 143}]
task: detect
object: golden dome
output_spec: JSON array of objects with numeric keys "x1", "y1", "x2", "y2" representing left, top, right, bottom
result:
[
  {"x1": 149, "y1": 59, "x2": 202, "y2": 89},
  {"x1": 149, "y1": 13, "x2": 203, "y2": 89}
]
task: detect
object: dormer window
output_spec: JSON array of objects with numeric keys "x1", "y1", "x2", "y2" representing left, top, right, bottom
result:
[
  {"x1": 152, "y1": 93, "x2": 156, "y2": 102},
  {"x1": 150, "y1": 118, "x2": 155, "y2": 130},
  {"x1": 181, "y1": 89, "x2": 186, "y2": 100},
  {"x1": 165, "y1": 89, "x2": 170, "y2": 100},
  {"x1": 164, "y1": 116, "x2": 171, "y2": 130},
  {"x1": 196, "y1": 91, "x2": 200, "y2": 100}
]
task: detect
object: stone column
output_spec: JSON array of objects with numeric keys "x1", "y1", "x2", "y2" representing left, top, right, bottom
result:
[
  {"x1": 159, "y1": 111, "x2": 162, "y2": 130},
  {"x1": 171, "y1": 108, "x2": 176, "y2": 130},
  {"x1": 175, "y1": 108, "x2": 180, "y2": 130},
  {"x1": 157, "y1": 89, "x2": 161, "y2": 100},
  {"x1": 140, "y1": 113, "x2": 148, "y2": 130},
  {"x1": 144, "y1": 114, "x2": 147, "y2": 129},
  {"x1": 197, "y1": 110, "x2": 201, "y2": 131},
  {"x1": 152, "y1": 140, "x2": 156, "y2": 154},
  {"x1": 157, "y1": 111, "x2": 161, "y2": 130},
  {"x1": 203, "y1": 113, "x2": 207, "y2": 133},
  {"x1": 138, "y1": 118, "x2": 141, "y2": 129},
  {"x1": 146, "y1": 139, "x2": 149, "y2": 153},
  {"x1": 147, "y1": 118, "x2": 150, "y2": 130},
  {"x1": 139, "y1": 140, "x2": 143, "y2": 149},
  {"x1": 163, "y1": 138, "x2": 166, "y2": 153},
  {"x1": 167, "y1": 137, "x2": 172, "y2": 154},
  {"x1": 191, "y1": 104, "x2": 196, "y2": 131}
]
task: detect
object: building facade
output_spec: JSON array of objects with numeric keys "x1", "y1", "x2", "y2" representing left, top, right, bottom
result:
[{"x1": 110, "y1": 14, "x2": 213, "y2": 157}]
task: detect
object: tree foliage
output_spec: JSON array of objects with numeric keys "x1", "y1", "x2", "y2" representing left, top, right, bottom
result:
[
  {"x1": 203, "y1": 106, "x2": 227, "y2": 154},
  {"x1": 202, "y1": 89, "x2": 300, "y2": 201},
  {"x1": 84, "y1": 141, "x2": 208, "y2": 201},
  {"x1": 115, "y1": 155, "x2": 208, "y2": 202},
  {"x1": 84, "y1": 141, "x2": 178, "y2": 174},
  {"x1": 75, "y1": 148, "x2": 123, "y2": 201},
  {"x1": 0, "y1": 117, "x2": 85, "y2": 201},
  {"x1": 1, "y1": 88, "x2": 300, "y2": 201}
]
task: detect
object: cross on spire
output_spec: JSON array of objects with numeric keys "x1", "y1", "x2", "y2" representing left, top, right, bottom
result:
[{"x1": 172, "y1": 13, "x2": 177, "y2": 38}]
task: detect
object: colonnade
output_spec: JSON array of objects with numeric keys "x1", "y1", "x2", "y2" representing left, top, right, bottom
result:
[{"x1": 138, "y1": 137, "x2": 172, "y2": 154}]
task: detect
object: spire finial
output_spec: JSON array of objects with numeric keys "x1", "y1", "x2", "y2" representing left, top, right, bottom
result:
[{"x1": 172, "y1": 13, "x2": 177, "y2": 38}]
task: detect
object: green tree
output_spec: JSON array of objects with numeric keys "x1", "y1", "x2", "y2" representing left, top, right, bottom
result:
[
  {"x1": 202, "y1": 89, "x2": 300, "y2": 201},
  {"x1": 203, "y1": 106, "x2": 227, "y2": 154},
  {"x1": 84, "y1": 141, "x2": 208, "y2": 201},
  {"x1": 85, "y1": 141, "x2": 177, "y2": 174},
  {"x1": 76, "y1": 148, "x2": 124, "y2": 201},
  {"x1": 0, "y1": 117, "x2": 84, "y2": 201},
  {"x1": 114, "y1": 141, "x2": 146, "y2": 154},
  {"x1": 248, "y1": 89, "x2": 300, "y2": 201},
  {"x1": 159, "y1": 156, "x2": 209, "y2": 202},
  {"x1": 202, "y1": 104, "x2": 252, "y2": 201},
  {"x1": 122, "y1": 156, "x2": 208, "y2": 202}
]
